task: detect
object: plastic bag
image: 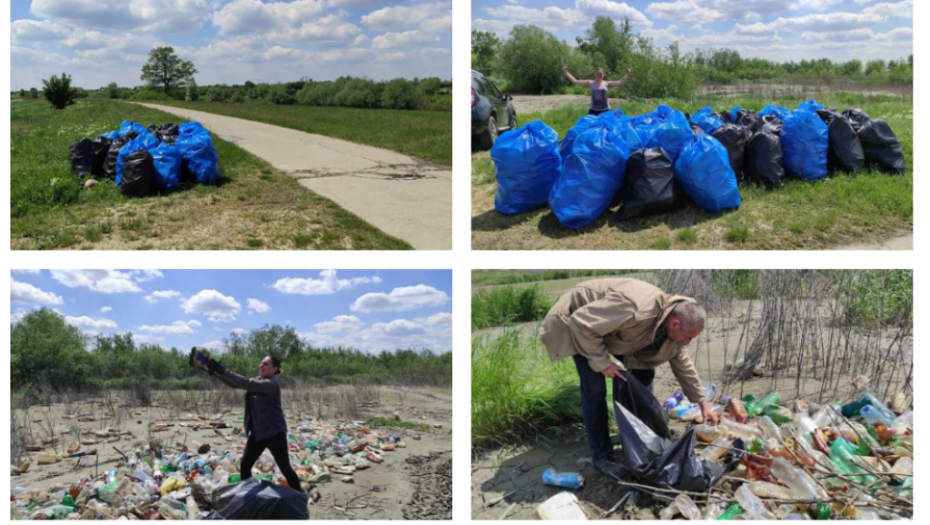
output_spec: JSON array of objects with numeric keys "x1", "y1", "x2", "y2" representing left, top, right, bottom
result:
[
  {"x1": 760, "y1": 115, "x2": 783, "y2": 135},
  {"x1": 616, "y1": 148, "x2": 682, "y2": 220},
  {"x1": 797, "y1": 99, "x2": 825, "y2": 113},
  {"x1": 641, "y1": 109, "x2": 693, "y2": 162},
  {"x1": 157, "y1": 123, "x2": 180, "y2": 145},
  {"x1": 690, "y1": 107, "x2": 724, "y2": 135},
  {"x1": 549, "y1": 124, "x2": 630, "y2": 229},
  {"x1": 99, "y1": 130, "x2": 120, "y2": 141},
  {"x1": 826, "y1": 117, "x2": 865, "y2": 174},
  {"x1": 673, "y1": 136, "x2": 741, "y2": 212},
  {"x1": 560, "y1": 115, "x2": 602, "y2": 160},
  {"x1": 491, "y1": 121, "x2": 562, "y2": 215},
  {"x1": 120, "y1": 149, "x2": 154, "y2": 197},
  {"x1": 842, "y1": 108, "x2": 872, "y2": 132},
  {"x1": 116, "y1": 131, "x2": 160, "y2": 185},
  {"x1": 119, "y1": 120, "x2": 146, "y2": 138},
  {"x1": 177, "y1": 123, "x2": 220, "y2": 185},
  {"x1": 104, "y1": 135, "x2": 133, "y2": 180},
  {"x1": 858, "y1": 119, "x2": 906, "y2": 174},
  {"x1": 758, "y1": 105, "x2": 790, "y2": 121},
  {"x1": 616, "y1": 370, "x2": 671, "y2": 439},
  {"x1": 150, "y1": 143, "x2": 183, "y2": 191},
  {"x1": 781, "y1": 110, "x2": 828, "y2": 180},
  {"x1": 600, "y1": 113, "x2": 644, "y2": 152},
  {"x1": 69, "y1": 138, "x2": 95, "y2": 177},
  {"x1": 91, "y1": 136, "x2": 112, "y2": 176},
  {"x1": 815, "y1": 108, "x2": 842, "y2": 125},
  {"x1": 733, "y1": 109, "x2": 762, "y2": 134},
  {"x1": 711, "y1": 124, "x2": 751, "y2": 179},
  {"x1": 745, "y1": 131, "x2": 785, "y2": 187},
  {"x1": 209, "y1": 478, "x2": 308, "y2": 519}
]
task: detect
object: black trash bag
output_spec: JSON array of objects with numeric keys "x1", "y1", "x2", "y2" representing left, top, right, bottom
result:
[
  {"x1": 157, "y1": 123, "x2": 180, "y2": 144},
  {"x1": 104, "y1": 135, "x2": 132, "y2": 180},
  {"x1": 690, "y1": 123, "x2": 705, "y2": 136},
  {"x1": 745, "y1": 131, "x2": 785, "y2": 188},
  {"x1": 120, "y1": 148, "x2": 154, "y2": 197},
  {"x1": 147, "y1": 124, "x2": 160, "y2": 134},
  {"x1": 616, "y1": 148, "x2": 683, "y2": 221},
  {"x1": 734, "y1": 108, "x2": 762, "y2": 134},
  {"x1": 827, "y1": 117, "x2": 865, "y2": 174},
  {"x1": 69, "y1": 138, "x2": 95, "y2": 177},
  {"x1": 209, "y1": 478, "x2": 309, "y2": 520},
  {"x1": 91, "y1": 136, "x2": 112, "y2": 176},
  {"x1": 719, "y1": 110, "x2": 733, "y2": 124},
  {"x1": 842, "y1": 108, "x2": 872, "y2": 132},
  {"x1": 616, "y1": 369, "x2": 671, "y2": 439},
  {"x1": 723, "y1": 438, "x2": 746, "y2": 473},
  {"x1": 858, "y1": 119, "x2": 906, "y2": 174},
  {"x1": 614, "y1": 402, "x2": 725, "y2": 492},
  {"x1": 761, "y1": 115, "x2": 783, "y2": 135},
  {"x1": 711, "y1": 124, "x2": 751, "y2": 179},
  {"x1": 816, "y1": 108, "x2": 842, "y2": 126}
]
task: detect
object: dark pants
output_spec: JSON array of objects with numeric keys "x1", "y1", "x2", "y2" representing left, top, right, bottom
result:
[
  {"x1": 588, "y1": 108, "x2": 609, "y2": 116},
  {"x1": 240, "y1": 432, "x2": 302, "y2": 491},
  {"x1": 572, "y1": 355, "x2": 655, "y2": 461}
]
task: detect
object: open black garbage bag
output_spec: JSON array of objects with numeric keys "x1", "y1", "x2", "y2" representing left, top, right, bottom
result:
[
  {"x1": 91, "y1": 136, "x2": 112, "y2": 176},
  {"x1": 734, "y1": 108, "x2": 762, "y2": 134},
  {"x1": 209, "y1": 478, "x2": 309, "y2": 520},
  {"x1": 745, "y1": 131, "x2": 784, "y2": 187},
  {"x1": 69, "y1": 138, "x2": 95, "y2": 177},
  {"x1": 842, "y1": 108, "x2": 872, "y2": 132},
  {"x1": 614, "y1": 402, "x2": 725, "y2": 492},
  {"x1": 858, "y1": 119, "x2": 906, "y2": 174},
  {"x1": 616, "y1": 148, "x2": 682, "y2": 221},
  {"x1": 827, "y1": 117, "x2": 865, "y2": 174},
  {"x1": 815, "y1": 108, "x2": 842, "y2": 126},
  {"x1": 761, "y1": 115, "x2": 783, "y2": 135},
  {"x1": 157, "y1": 123, "x2": 180, "y2": 144},
  {"x1": 711, "y1": 124, "x2": 750, "y2": 179},
  {"x1": 120, "y1": 149, "x2": 154, "y2": 197},
  {"x1": 104, "y1": 135, "x2": 132, "y2": 180},
  {"x1": 615, "y1": 369, "x2": 671, "y2": 439}
]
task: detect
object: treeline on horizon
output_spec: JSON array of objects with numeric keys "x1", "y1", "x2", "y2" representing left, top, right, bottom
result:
[
  {"x1": 11, "y1": 309, "x2": 452, "y2": 397},
  {"x1": 14, "y1": 76, "x2": 452, "y2": 112},
  {"x1": 472, "y1": 17, "x2": 914, "y2": 99}
]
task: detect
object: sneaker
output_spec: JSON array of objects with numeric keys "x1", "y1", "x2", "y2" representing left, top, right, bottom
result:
[{"x1": 593, "y1": 458, "x2": 623, "y2": 480}]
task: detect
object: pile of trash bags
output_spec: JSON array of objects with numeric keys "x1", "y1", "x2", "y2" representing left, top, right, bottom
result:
[
  {"x1": 11, "y1": 416, "x2": 407, "y2": 520},
  {"x1": 612, "y1": 378, "x2": 913, "y2": 520},
  {"x1": 491, "y1": 99, "x2": 906, "y2": 228},
  {"x1": 69, "y1": 120, "x2": 219, "y2": 197}
]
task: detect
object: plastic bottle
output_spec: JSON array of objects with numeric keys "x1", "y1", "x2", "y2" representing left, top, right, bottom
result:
[
  {"x1": 704, "y1": 502, "x2": 723, "y2": 520},
  {"x1": 664, "y1": 391, "x2": 685, "y2": 410},
  {"x1": 694, "y1": 424, "x2": 720, "y2": 443},
  {"x1": 747, "y1": 481, "x2": 793, "y2": 500},
  {"x1": 727, "y1": 398, "x2": 749, "y2": 423},
  {"x1": 749, "y1": 392, "x2": 781, "y2": 417},
  {"x1": 700, "y1": 436, "x2": 730, "y2": 462},
  {"x1": 860, "y1": 406, "x2": 893, "y2": 426},
  {"x1": 702, "y1": 381, "x2": 718, "y2": 401},
  {"x1": 828, "y1": 438, "x2": 876, "y2": 485},
  {"x1": 891, "y1": 411, "x2": 912, "y2": 434},
  {"x1": 763, "y1": 405, "x2": 793, "y2": 424},
  {"x1": 794, "y1": 413, "x2": 818, "y2": 435},
  {"x1": 717, "y1": 503, "x2": 742, "y2": 520},
  {"x1": 841, "y1": 397, "x2": 872, "y2": 418},
  {"x1": 771, "y1": 458, "x2": 821, "y2": 500},
  {"x1": 659, "y1": 494, "x2": 701, "y2": 520},
  {"x1": 542, "y1": 469, "x2": 584, "y2": 489},
  {"x1": 808, "y1": 502, "x2": 832, "y2": 520},
  {"x1": 735, "y1": 484, "x2": 777, "y2": 519},
  {"x1": 719, "y1": 418, "x2": 763, "y2": 440},
  {"x1": 759, "y1": 416, "x2": 782, "y2": 441},
  {"x1": 893, "y1": 457, "x2": 913, "y2": 478},
  {"x1": 858, "y1": 392, "x2": 896, "y2": 422}
]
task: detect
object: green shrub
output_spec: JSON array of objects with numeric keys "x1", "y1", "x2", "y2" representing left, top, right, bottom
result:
[
  {"x1": 106, "y1": 82, "x2": 120, "y2": 99},
  {"x1": 42, "y1": 72, "x2": 79, "y2": 109},
  {"x1": 130, "y1": 89, "x2": 172, "y2": 101},
  {"x1": 186, "y1": 77, "x2": 199, "y2": 101},
  {"x1": 231, "y1": 90, "x2": 245, "y2": 103},
  {"x1": 381, "y1": 78, "x2": 421, "y2": 109},
  {"x1": 472, "y1": 285, "x2": 555, "y2": 329},
  {"x1": 269, "y1": 84, "x2": 296, "y2": 105}
]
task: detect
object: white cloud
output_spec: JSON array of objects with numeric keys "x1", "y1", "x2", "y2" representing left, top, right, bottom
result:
[
  {"x1": 739, "y1": 12, "x2": 887, "y2": 34},
  {"x1": 575, "y1": 0, "x2": 652, "y2": 27},
  {"x1": 31, "y1": 0, "x2": 212, "y2": 33},
  {"x1": 247, "y1": 298, "x2": 271, "y2": 313},
  {"x1": 11, "y1": 19, "x2": 70, "y2": 43},
  {"x1": 181, "y1": 290, "x2": 242, "y2": 322},
  {"x1": 133, "y1": 270, "x2": 164, "y2": 282},
  {"x1": 873, "y1": 27, "x2": 913, "y2": 41},
  {"x1": 350, "y1": 284, "x2": 449, "y2": 313},
  {"x1": 797, "y1": 0, "x2": 843, "y2": 10},
  {"x1": 138, "y1": 319, "x2": 202, "y2": 335},
  {"x1": 647, "y1": 1, "x2": 726, "y2": 23},
  {"x1": 12, "y1": 269, "x2": 41, "y2": 274},
  {"x1": 272, "y1": 15, "x2": 364, "y2": 44},
  {"x1": 416, "y1": 312, "x2": 453, "y2": 328},
  {"x1": 361, "y1": 1, "x2": 450, "y2": 30},
  {"x1": 230, "y1": 328, "x2": 250, "y2": 335},
  {"x1": 484, "y1": 4, "x2": 587, "y2": 28},
  {"x1": 64, "y1": 314, "x2": 118, "y2": 330},
  {"x1": 212, "y1": 0, "x2": 327, "y2": 35},
  {"x1": 50, "y1": 270, "x2": 144, "y2": 293},
  {"x1": 272, "y1": 270, "x2": 382, "y2": 295},
  {"x1": 862, "y1": 0, "x2": 913, "y2": 18},
  {"x1": 201, "y1": 340, "x2": 227, "y2": 351},
  {"x1": 132, "y1": 334, "x2": 166, "y2": 344},
  {"x1": 11, "y1": 308, "x2": 29, "y2": 324},
  {"x1": 372, "y1": 30, "x2": 439, "y2": 49},
  {"x1": 371, "y1": 318, "x2": 424, "y2": 336},
  {"x1": 11, "y1": 279, "x2": 64, "y2": 306},
  {"x1": 314, "y1": 315, "x2": 363, "y2": 333},
  {"x1": 100, "y1": 306, "x2": 112, "y2": 313},
  {"x1": 144, "y1": 290, "x2": 181, "y2": 304}
]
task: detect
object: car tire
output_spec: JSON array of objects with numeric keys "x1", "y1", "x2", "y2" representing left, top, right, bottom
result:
[{"x1": 478, "y1": 115, "x2": 498, "y2": 150}]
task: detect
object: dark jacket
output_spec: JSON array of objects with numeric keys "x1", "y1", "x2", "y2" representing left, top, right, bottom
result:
[{"x1": 214, "y1": 370, "x2": 288, "y2": 441}]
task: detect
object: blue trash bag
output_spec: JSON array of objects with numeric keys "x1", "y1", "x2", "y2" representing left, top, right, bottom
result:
[
  {"x1": 673, "y1": 135, "x2": 741, "y2": 213},
  {"x1": 781, "y1": 110, "x2": 828, "y2": 180},
  {"x1": 549, "y1": 124, "x2": 631, "y2": 229},
  {"x1": 690, "y1": 107, "x2": 724, "y2": 135},
  {"x1": 797, "y1": 99, "x2": 825, "y2": 113},
  {"x1": 730, "y1": 106, "x2": 743, "y2": 122},
  {"x1": 99, "y1": 130, "x2": 120, "y2": 140},
  {"x1": 176, "y1": 124, "x2": 220, "y2": 185},
  {"x1": 560, "y1": 115, "x2": 603, "y2": 160},
  {"x1": 491, "y1": 120, "x2": 562, "y2": 215},
  {"x1": 150, "y1": 143, "x2": 183, "y2": 191},
  {"x1": 758, "y1": 105, "x2": 790, "y2": 121},
  {"x1": 119, "y1": 120, "x2": 147, "y2": 138},
  {"x1": 642, "y1": 110, "x2": 693, "y2": 163},
  {"x1": 599, "y1": 112, "x2": 643, "y2": 152},
  {"x1": 115, "y1": 130, "x2": 160, "y2": 185}
]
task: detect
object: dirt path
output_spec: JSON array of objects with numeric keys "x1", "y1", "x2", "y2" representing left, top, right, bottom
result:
[
  {"x1": 135, "y1": 103, "x2": 452, "y2": 250},
  {"x1": 834, "y1": 231, "x2": 913, "y2": 250}
]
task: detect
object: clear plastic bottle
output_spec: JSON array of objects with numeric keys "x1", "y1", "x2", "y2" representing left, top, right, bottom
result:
[
  {"x1": 771, "y1": 458, "x2": 821, "y2": 500},
  {"x1": 703, "y1": 502, "x2": 723, "y2": 520},
  {"x1": 759, "y1": 416, "x2": 782, "y2": 441},
  {"x1": 858, "y1": 392, "x2": 896, "y2": 422},
  {"x1": 891, "y1": 411, "x2": 913, "y2": 435},
  {"x1": 659, "y1": 494, "x2": 701, "y2": 520},
  {"x1": 893, "y1": 457, "x2": 913, "y2": 478},
  {"x1": 860, "y1": 406, "x2": 893, "y2": 426},
  {"x1": 747, "y1": 481, "x2": 793, "y2": 500},
  {"x1": 719, "y1": 418, "x2": 763, "y2": 440},
  {"x1": 700, "y1": 436, "x2": 730, "y2": 462},
  {"x1": 694, "y1": 424, "x2": 720, "y2": 443},
  {"x1": 735, "y1": 484, "x2": 777, "y2": 519}
]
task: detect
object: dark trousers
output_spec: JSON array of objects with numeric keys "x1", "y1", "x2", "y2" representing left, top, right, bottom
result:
[
  {"x1": 588, "y1": 108, "x2": 609, "y2": 116},
  {"x1": 572, "y1": 355, "x2": 655, "y2": 461},
  {"x1": 240, "y1": 432, "x2": 302, "y2": 491}
]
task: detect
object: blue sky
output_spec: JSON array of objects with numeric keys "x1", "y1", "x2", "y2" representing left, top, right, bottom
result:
[
  {"x1": 473, "y1": 0, "x2": 912, "y2": 63},
  {"x1": 11, "y1": 269, "x2": 452, "y2": 354},
  {"x1": 11, "y1": 0, "x2": 451, "y2": 90}
]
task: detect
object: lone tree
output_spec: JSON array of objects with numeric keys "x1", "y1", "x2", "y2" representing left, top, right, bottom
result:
[
  {"x1": 42, "y1": 72, "x2": 79, "y2": 109},
  {"x1": 141, "y1": 47, "x2": 197, "y2": 94}
]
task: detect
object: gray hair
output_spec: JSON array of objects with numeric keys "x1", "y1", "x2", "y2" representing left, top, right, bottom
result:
[{"x1": 671, "y1": 302, "x2": 706, "y2": 330}]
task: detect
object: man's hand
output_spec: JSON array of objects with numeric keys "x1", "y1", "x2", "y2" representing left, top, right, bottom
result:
[
  {"x1": 625, "y1": 68, "x2": 632, "y2": 75},
  {"x1": 699, "y1": 400, "x2": 719, "y2": 425},
  {"x1": 601, "y1": 363, "x2": 625, "y2": 379}
]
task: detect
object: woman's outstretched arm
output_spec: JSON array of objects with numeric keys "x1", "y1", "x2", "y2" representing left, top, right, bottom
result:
[
  {"x1": 201, "y1": 361, "x2": 278, "y2": 395},
  {"x1": 606, "y1": 68, "x2": 631, "y2": 88},
  {"x1": 562, "y1": 66, "x2": 590, "y2": 87}
]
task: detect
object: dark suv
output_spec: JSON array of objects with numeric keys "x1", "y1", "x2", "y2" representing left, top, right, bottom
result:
[{"x1": 472, "y1": 69, "x2": 517, "y2": 149}]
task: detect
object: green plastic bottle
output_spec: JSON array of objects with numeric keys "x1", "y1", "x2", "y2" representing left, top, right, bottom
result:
[
  {"x1": 828, "y1": 438, "x2": 876, "y2": 486},
  {"x1": 717, "y1": 504, "x2": 743, "y2": 520},
  {"x1": 228, "y1": 473, "x2": 241, "y2": 483},
  {"x1": 62, "y1": 494, "x2": 76, "y2": 510},
  {"x1": 810, "y1": 503, "x2": 832, "y2": 520},
  {"x1": 762, "y1": 404, "x2": 792, "y2": 424}
]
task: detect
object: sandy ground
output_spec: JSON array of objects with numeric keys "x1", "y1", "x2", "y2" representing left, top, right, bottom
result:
[
  {"x1": 471, "y1": 280, "x2": 912, "y2": 519},
  {"x1": 134, "y1": 103, "x2": 452, "y2": 250},
  {"x1": 12, "y1": 385, "x2": 452, "y2": 520},
  {"x1": 834, "y1": 232, "x2": 913, "y2": 251}
]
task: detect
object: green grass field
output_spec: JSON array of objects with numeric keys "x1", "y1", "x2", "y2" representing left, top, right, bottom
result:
[
  {"x1": 10, "y1": 97, "x2": 411, "y2": 250},
  {"x1": 472, "y1": 94, "x2": 913, "y2": 250},
  {"x1": 154, "y1": 99, "x2": 452, "y2": 166}
]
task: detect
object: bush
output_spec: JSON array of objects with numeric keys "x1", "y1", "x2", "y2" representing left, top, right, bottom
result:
[
  {"x1": 231, "y1": 90, "x2": 245, "y2": 103},
  {"x1": 472, "y1": 285, "x2": 555, "y2": 329},
  {"x1": 333, "y1": 78, "x2": 379, "y2": 108},
  {"x1": 497, "y1": 25, "x2": 568, "y2": 94},
  {"x1": 131, "y1": 89, "x2": 172, "y2": 101},
  {"x1": 18, "y1": 88, "x2": 26, "y2": 97},
  {"x1": 417, "y1": 77, "x2": 442, "y2": 96},
  {"x1": 106, "y1": 82, "x2": 120, "y2": 99},
  {"x1": 269, "y1": 84, "x2": 296, "y2": 105},
  {"x1": 30, "y1": 87, "x2": 38, "y2": 99},
  {"x1": 381, "y1": 78, "x2": 421, "y2": 109},
  {"x1": 186, "y1": 77, "x2": 199, "y2": 101},
  {"x1": 42, "y1": 72, "x2": 79, "y2": 109}
]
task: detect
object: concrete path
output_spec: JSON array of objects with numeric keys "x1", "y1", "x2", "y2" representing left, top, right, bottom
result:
[
  {"x1": 136, "y1": 103, "x2": 451, "y2": 250},
  {"x1": 834, "y1": 232, "x2": 913, "y2": 251}
]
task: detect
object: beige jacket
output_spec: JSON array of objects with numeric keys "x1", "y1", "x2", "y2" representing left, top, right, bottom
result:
[{"x1": 539, "y1": 278, "x2": 706, "y2": 403}]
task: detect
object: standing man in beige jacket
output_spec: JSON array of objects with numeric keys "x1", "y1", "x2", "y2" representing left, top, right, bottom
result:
[{"x1": 539, "y1": 278, "x2": 718, "y2": 477}]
